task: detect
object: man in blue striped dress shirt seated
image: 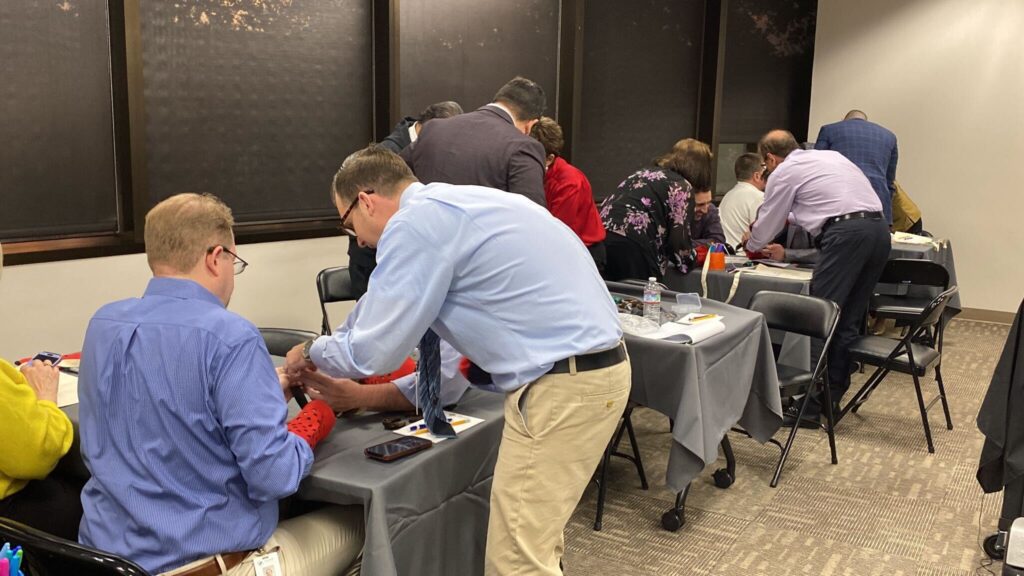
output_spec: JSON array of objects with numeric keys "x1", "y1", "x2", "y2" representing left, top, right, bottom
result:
[{"x1": 77, "y1": 193, "x2": 363, "y2": 576}]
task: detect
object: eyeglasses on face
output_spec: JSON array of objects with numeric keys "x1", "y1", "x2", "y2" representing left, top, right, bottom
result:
[
  {"x1": 207, "y1": 245, "x2": 248, "y2": 275},
  {"x1": 338, "y1": 189, "x2": 375, "y2": 237}
]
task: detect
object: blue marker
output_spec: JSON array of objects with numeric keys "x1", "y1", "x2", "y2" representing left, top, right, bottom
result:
[{"x1": 9, "y1": 549, "x2": 21, "y2": 576}]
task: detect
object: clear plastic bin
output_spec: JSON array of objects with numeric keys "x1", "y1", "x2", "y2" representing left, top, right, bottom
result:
[{"x1": 671, "y1": 292, "x2": 702, "y2": 315}]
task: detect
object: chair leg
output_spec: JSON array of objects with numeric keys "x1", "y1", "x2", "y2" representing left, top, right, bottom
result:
[
  {"x1": 594, "y1": 441, "x2": 613, "y2": 531},
  {"x1": 935, "y1": 365, "x2": 953, "y2": 430},
  {"x1": 623, "y1": 412, "x2": 649, "y2": 490},
  {"x1": 772, "y1": 390, "x2": 814, "y2": 487},
  {"x1": 821, "y1": 375, "x2": 838, "y2": 465},
  {"x1": 911, "y1": 371, "x2": 935, "y2": 453}
]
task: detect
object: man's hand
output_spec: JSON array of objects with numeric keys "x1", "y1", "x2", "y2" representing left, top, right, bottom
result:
[
  {"x1": 762, "y1": 243, "x2": 786, "y2": 261},
  {"x1": 21, "y1": 361, "x2": 59, "y2": 403},
  {"x1": 276, "y1": 366, "x2": 295, "y2": 401},
  {"x1": 299, "y1": 371, "x2": 363, "y2": 414},
  {"x1": 740, "y1": 229, "x2": 751, "y2": 245},
  {"x1": 284, "y1": 341, "x2": 316, "y2": 379}
]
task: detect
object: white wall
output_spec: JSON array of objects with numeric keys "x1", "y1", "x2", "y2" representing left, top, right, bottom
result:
[
  {"x1": 0, "y1": 237, "x2": 356, "y2": 359},
  {"x1": 809, "y1": 0, "x2": 1024, "y2": 313}
]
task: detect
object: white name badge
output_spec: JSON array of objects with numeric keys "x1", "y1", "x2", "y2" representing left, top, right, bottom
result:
[{"x1": 252, "y1": 550, "x2": 283, "y2": 576}]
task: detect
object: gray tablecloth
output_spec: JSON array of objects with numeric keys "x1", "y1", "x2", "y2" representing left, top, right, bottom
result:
[
  {"x1": 611, "y1": 288, "x2": 784, "y2": 493},
  {"x1": 65, "y1": 389, "x2": 505, "y2": 576},
  {"x1": 299, "y1": 389, "x2": 504, "y2": 576},
  {"x1": 665, "y1": 267, "x2": 812, "y2": 370}
]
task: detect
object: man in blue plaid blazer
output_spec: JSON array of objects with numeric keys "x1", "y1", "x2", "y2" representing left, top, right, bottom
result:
[{"x1": 815, "y1": 110, "x2": 899, "y2": 225}]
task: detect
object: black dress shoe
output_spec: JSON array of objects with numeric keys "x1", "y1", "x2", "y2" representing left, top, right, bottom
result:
[{"x1": 782, "y1": 404, "x2": 821, "y2": 429}]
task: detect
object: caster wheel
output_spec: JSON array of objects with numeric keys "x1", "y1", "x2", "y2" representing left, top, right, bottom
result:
[
  {"x1": 661, "y1": 510, "x2": 683, "y2": 532},
  {"x1": 713, "y1": 468, "x2": 734, "y2": 489},
  {"x1": 983, "y1": 533, "x2": 1004, "y2": 560}
]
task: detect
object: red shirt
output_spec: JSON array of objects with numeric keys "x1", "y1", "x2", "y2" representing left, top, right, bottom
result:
[{"x1": 544, "y1": 156, "x2": 606, "y2": 246}]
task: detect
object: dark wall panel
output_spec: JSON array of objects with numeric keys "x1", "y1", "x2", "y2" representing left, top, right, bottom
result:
[
  {"x1": 0, "y1": 1, "x2": 118, "y2": 240},
  {"x1": 575, "y1": 0, "x2": 704, "y2": 199},
  {"x1": 399, "y1": 0, "x2": 560, "y2": 121},
  {"x1": 140, "y1": 0, "x2": 373, "y2": 223},
  {"x1": 719, "y1": 0, "x2": 816, "y2": 143}
]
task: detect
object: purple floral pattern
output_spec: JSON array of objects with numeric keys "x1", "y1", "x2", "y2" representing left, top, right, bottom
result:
[{"x1": 600, "y1": 167, "x2": 696, "y2": 275}]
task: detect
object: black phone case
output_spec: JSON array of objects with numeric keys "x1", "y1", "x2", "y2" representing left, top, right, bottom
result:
[{"x1": 365, "y1": 436, "x2": 433, "y2": 462}]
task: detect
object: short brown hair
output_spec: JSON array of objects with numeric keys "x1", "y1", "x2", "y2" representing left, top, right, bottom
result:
[
  {"x1": 530, "y1": 116, "x2": 564, "y2": 157},
  {"x1": 493, "y1": 76, "x2": 547, "y2": 122},
  {"x1": 758, "y1": 130, "x2": 800, "y2": 159},
  {"x1": 734, "y1": 152, "x2": 763, "y2": 181},
  {"x1": 655, "y1": 138, "x2": 713, "y2": 192},
  {"x1": 332, "y1": 144, "x2": 417, "y2": 205},
  {"x1": 145, "y1": 193, "x2": 234, "y2": 273}
]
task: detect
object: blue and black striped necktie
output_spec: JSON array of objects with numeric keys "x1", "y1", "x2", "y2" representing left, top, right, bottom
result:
[{"x1": 417, "y1": 328, "x2": 457, "y2": 438}]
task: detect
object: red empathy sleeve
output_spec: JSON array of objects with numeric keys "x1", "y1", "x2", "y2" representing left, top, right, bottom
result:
[{"x1": 287, "y1": 399, "x2": 336, "y2": 449}]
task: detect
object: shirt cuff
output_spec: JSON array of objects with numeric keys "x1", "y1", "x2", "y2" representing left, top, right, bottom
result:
[{"x1": 308, "y1": 336, "x2": 329, "y2": 369}]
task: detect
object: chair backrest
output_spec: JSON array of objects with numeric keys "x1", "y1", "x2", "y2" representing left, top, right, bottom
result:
[
  {"x1": 877, "y1": 258, "x2": 949, "y2": 290},
  {"x1": 749, "y1": 291, "x2": 840, "y2": 341},
  {"x1": 259, "y1": 327, "x2": 318, "y2": 357},
  {"x1": 0, "y1": 517, "x2": 151, "y2": 576},
  {"x1": 316, "y1": 266, "x2": 357, "y2": 335},
  {"x1": 912, "y1": 285, "x2": 959, "y2": 331}
]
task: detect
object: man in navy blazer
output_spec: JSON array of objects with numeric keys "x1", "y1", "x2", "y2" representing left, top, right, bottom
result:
[
  {"x1": 815, "y1": 110, "x2": 899, "y2": 225},
  {"x1": 401, "y1": 77, "x2": 548, "y2": 208}
]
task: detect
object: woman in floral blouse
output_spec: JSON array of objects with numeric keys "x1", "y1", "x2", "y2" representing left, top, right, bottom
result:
[{"x1": 599, "y1": 138, "x2": 713, "y2": 281}]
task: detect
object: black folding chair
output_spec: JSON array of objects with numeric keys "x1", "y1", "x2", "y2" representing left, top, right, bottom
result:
[
  {"x1": 593, "y1": 402, "x2": 648, "y2": 530},
  {"x1": 259, "y1": 327, "x2": 318, "y2": 357},
  {"x1": 259, "y1": 327, "x2": 317, "y2": 407},
  {"x1": 0, "y1": 517, "x2": 151, "y2": 576},
  {"x1": 843, "y1": 286, "x2": 959, "y2": 453},
  {"x1": 316, "y1": 266, "x2": 359, "y2": 335},
  {"x1": 748, "y1": 291, "x2": 841, "y2": 487},
  {"x1": 870, "y1": 258, "x2": 950, "y2": 346}
]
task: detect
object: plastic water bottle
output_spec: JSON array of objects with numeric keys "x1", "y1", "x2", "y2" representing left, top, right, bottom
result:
[{"x1": 643, "y1": 277, "x2": 662, "y2": 324}]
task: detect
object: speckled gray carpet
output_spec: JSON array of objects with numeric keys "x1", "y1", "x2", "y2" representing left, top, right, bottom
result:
[{"x1": 563, "y1": 318, "x2": 1010, "y2": 575}]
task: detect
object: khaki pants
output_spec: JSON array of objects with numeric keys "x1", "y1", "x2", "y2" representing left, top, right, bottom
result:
[
  {"x1": 161, "y1": 505, "x2": 363, "y2": 576},
  {"x1": 485, "y1": 357, "x2": 632, "y2": 575}
]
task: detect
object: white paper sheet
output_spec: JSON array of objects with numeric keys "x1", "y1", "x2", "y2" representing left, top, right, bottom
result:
[
  {"x1": 639, "y1": 318, "x2": 725, "y2": 344},
  {"x1": 394, "y1": 412, "x2": 484, "y2": 443},
  {"x1": 57, "y1": 372, "x2": 79, "y2": 408}
]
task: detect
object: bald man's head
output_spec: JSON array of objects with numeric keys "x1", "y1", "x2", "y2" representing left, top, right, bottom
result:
[
  {"x1": 758, "y1": 129, "x2": 800, "y2": 160},
  {"x1": 844, "y1": 109, "x2": 867, "y2": 121}
]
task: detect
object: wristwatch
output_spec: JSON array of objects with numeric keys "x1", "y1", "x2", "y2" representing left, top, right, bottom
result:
[{"x1": 301, "y1": 339, "x2": 315, "y2": 363}]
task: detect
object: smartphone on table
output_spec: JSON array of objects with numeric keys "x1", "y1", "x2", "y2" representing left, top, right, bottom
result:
[{"x1": 365, "y1": 436, "x2": 433, "y2": 462}]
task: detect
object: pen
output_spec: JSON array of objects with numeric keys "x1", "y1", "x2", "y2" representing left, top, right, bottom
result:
[
  {"x1": 405, "y1": 417, "x2": 454, "y2": 433},
  {"x1": 413, "y1": 419, "x2": 469, "y2": 435},
  {"x1": 689, "y1": 314, "x2": 717, "y2": 323}
]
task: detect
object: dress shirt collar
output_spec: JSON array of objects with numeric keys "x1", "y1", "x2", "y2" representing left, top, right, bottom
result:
[
  {"x1": 485, "y1": 102, "x2": 516, "y2": 125},
  {"x1": 732, "y1": 181, "x2": 761, "y2": 195},
  {"x1": 397, "y1": 181, "x2": 427, "y2": 211},
  {"x1": 407, "y1": 122, "x2": 418, "y2": 144},
  {"x1": 144, "y1": 276, "x2": 224, "y2": 308}
]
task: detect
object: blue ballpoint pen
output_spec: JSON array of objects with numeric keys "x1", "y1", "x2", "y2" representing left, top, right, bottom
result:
[{"x1": 407, "y1": 417, "x2": 453, "y2": 432}]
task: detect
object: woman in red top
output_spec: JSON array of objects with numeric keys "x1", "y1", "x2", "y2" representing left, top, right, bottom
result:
[{"x1": 530, "y1": 117, "x2": 607, "y2": 271}]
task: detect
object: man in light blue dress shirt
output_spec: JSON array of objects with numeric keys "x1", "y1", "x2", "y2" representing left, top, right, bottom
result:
[
  {"x1": 284, "y1": 145, "x2": 631, "y2": 576},
  {"x1": 78, "y1": 193, "x2": 362, "y2": 576}
]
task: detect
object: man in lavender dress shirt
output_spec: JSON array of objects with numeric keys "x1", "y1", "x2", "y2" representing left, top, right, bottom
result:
[{"x1": 746, "y1": 130, "x2": 891, "y2": 427}]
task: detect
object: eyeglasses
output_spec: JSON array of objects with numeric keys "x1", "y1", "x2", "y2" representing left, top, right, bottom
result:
[
  {"x1": 339, "y1": 189, "x2": 374, "y2": 237},
  {"x1": 207, "y1": 245, "x2": 248, "y2": 275}
]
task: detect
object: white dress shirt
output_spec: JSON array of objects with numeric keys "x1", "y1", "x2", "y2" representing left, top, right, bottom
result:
[{"x1": 718, "y1": 181, "x2": 764, "y2": 246}]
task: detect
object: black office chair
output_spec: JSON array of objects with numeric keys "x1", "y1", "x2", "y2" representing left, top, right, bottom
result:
[
  {"x1": 0, "y1": 517, "x2": 151, "y2": 576},
  {"x1": 843, "y1": 286, "x2": 959, "y2": 453},
  {"x1": 749, "y1": 290, "x2": 841, "y2": 487},
  {"x1": 259, "y1": 328, "x2": 317, "y2": 407},
  {"x1": 316, "y1": 267, "x2": 359, "y2": 335},
  {"x1": 593, "y1": 402, "x2": 648, "y2": 530}
]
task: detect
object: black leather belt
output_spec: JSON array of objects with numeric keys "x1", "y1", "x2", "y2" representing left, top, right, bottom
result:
[
  {"x1": 548, "y1": 343, "x2": 627, "y2": 374},
  {"x1": 816, "y1": 211, "x2": 883, "y2": 246}
]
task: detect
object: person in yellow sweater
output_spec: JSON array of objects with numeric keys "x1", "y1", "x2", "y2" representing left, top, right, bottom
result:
[{"x1": 0, "y1": 244, "x2": 80, "y2": 540}]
